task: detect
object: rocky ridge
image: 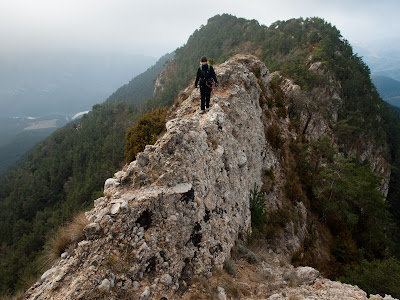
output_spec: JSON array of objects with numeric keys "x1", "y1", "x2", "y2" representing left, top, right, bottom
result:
[{"x1": 24, "y1": 55, "x2": 395, "y2": 299}]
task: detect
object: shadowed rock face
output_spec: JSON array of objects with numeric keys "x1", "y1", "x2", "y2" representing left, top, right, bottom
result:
[{"x1": 25, "y1": 55, "x2": 271, "y2": 299}]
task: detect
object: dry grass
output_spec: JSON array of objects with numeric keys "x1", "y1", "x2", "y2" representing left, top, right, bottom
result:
[
  {"x1": 43, "y1": 212, "x2": 89, "y2": 267},
  {"x1": 189, "y1": 292, "x2": 209, "y2": 300},
  {"x1": 213, "y1": 269, "x2": 252, "y2": 298},
  {"x1": 180, "y1": 268, "x2": 253, "y2": 300},
  {"x1": 188, "y1": 276, "x2": 218, "y2": 299},
  {"x1": 207, "y1": 136, "x2": 219, "y2": 150},
  {"x1": 104, "y1": 191, "x2": 113, "y2": 199},
  {"x1": 0, "y1": 291, "x2": 24, "y2": 300}
]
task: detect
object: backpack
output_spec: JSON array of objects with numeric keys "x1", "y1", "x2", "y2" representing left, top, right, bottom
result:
[{"x1": 199, "y1": 64, "x2": 213, "y2": 86}]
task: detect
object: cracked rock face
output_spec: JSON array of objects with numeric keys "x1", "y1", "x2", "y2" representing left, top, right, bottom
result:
[
  {"x1": 23, "y1": 54, "x2": 395, "y2": 300},
  {"x1": 24, "y1": 55, "x2": 270, "y2": 299}
]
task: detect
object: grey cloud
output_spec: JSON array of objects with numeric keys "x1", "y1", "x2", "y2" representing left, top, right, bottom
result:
[{"x1": 0, "y1": 0, "x2": 398, "y2": 57}]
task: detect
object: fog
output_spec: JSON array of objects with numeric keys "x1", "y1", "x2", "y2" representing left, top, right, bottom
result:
[
  {"x1": 0, "y1": 0, "x2": 399, "y2": 116},
  {"x1": 1, "y1": 0, "x2": 398, "y2": 57},
  {"x1": 0, "y1": 52, "x2": 156, "y2": 117}
]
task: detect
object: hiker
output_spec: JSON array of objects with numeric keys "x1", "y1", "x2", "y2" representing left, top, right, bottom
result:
[{"x1": 194, "y1": 56, "x2": 218, "y2": 114}]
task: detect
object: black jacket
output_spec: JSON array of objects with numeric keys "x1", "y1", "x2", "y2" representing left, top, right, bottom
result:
[{"x1": 195, "y1": 64, "x2": 218, "y2": 87}]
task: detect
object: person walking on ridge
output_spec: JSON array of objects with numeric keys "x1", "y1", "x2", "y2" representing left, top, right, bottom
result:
[{"x1": 194, "y1": 56, "x2": 218, "y2": 114}]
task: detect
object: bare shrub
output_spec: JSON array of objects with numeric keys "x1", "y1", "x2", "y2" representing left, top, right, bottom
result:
[{"x1": 43, "y1": 212, "x2": 89, "y2": 267}]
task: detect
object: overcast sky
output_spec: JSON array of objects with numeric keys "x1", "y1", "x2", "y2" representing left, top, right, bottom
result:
[{"x1": 0, "y1": 0, "x2": 399, "y2": 59}]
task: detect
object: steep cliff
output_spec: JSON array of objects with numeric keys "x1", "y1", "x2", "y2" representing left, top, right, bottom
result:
[{"x1": 24, "y1": 55, "x2": 396, "y2": 300}]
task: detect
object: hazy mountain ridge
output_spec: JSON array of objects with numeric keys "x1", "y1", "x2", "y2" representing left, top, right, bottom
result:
[
  {"x1": 1, "y1": 14, "x2": 400, "y2": 298},
  {"x1": 0, "y1": 113, "x2": 86, "y2": 176},
  {"x1": 106, "y1": 52, "x2": 174, "y2": 105},
  {"x1": 354, "y1": 41, "x2": 400, "y2": 81},
  {"x1": 372, "y1": 75, "x2": 400, "y2": 107},
  {"x1": 0, "y1": 53, "x2": 157, "y2": 177},
  {"x1": 0, "y1": 52, "x2": 156, "y2": 117}
]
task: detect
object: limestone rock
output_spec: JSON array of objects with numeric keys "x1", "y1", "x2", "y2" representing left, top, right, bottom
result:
[
  {"x1": 83, "y1": 222, "x2": 101, "y2": 239},
  {"x1": 104, "y1": 178, "x2": 120, "y2": 195},
  {"x1": 98, "y1": 278, "x2": 111, "y2": 293},
  {"x1": 25, "y1": 54, "x2": 267, "y2": 300},
  {"x1": 110, "y1": 202, "x2": 121, "y2": 215},
  {"x1": 160, "y1": 274, "x2": 173, "y2": 286},
  {"x1": 23, "y1": 54, "x2": 395, "y2": 300},
  {"x1": 217, "y1": 286, "x2": 227, "y2": 300},
  {"x1": 139, "y1": 286, "x2": 151, "y2": 300},
  {"x1": 40, "y1": 267, "x2": 57, "y2": 282},
  {"x1": 132, "y1": 280, "x2": 140, "y2": 291},
  {"x1": 295, "y1": 266, "x2": 320, "y2": 284}
]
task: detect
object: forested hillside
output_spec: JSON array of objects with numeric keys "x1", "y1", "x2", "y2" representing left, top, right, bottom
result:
[
  {"x1": 106, "y1": 53, "x2": 174, "y2": 105},
  {"x1": 0, "y1": 128, "x2": 55, "y2": 177},
  {"x1": 1, "y1": 14, "x2": 400, "y2": 297},
  {"x1": 0, "y1": 102, "x2": 141, "y2": 293},
  {"x1": 0, "y1": 115, "x2": 72, "y2": 177}
]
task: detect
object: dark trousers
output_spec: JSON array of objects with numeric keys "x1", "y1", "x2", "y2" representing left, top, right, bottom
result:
[{"x1": 200, "y1": 85, "x2": 212, "y2": 110}]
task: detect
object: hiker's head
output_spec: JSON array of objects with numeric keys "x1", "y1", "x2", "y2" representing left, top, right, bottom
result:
[{"x1": 200, "y1": 56, "x2": 207, "y2": 64}]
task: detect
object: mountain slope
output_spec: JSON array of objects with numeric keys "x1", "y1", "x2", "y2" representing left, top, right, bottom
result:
[
  {"x1": 0, "y1": 53, "x2": 156, "y2": 117},
  {"x1": 0, "y1": 127, "x2": 57, "y2": 176},
  {"x1": 372, "y1": 75, "x2": 400, "y2": 107},
  {"x1": 0, "y1": 102, "x2": 142, "y2": 294},
  {"x1": 25, "y1": 54, "x2": 396, "y2": 300},
  {"x1": 0, "y1": 54, "x2": 173, "y2": 296},
  {"x1": 0, "y1": 114, "x2": 74, "y2": 177},
  {"x1": 105, "y1": 53, "x2": 174, "y2": 105},
  {"x1": 1, "y1": 14, "x2": 400, "y2": 297}
]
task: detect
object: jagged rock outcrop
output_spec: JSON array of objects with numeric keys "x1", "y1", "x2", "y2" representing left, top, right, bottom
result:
[
  {"x1": 25, "y1": 55, "x2": 270, "y2": 299},
  {"x1": 179, "y1": 252, "x2": 397, "y2": 300},
  {"x1": 279, "y1": 60, "x2": 391, "y2": 197},
  {"x1": 153, "y1": 60, "x2": 177, "y2": 97},
  {"x1": 24, "y1": 55, "x2": 395, "y2": 300}
]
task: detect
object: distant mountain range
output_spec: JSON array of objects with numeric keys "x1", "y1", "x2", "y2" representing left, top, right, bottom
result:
[
  {"x1": 356, "y1": 41, "x2": 400, "y2": 108},
  {"x1": 0, "y1": 52, "x2": 157, "y2": 176},
  {"x1": 371, "y1": 75, "x2": 400, "y2": 107},
  {"x1": 0, "y1": 113, "x2": 81, "y2": 176},
  {"x1": 0, "y1": 52, "x2": 156, "y2": 117},
  {"x1": 354, "y1": 41, "x2": 400, "y2": 82}
]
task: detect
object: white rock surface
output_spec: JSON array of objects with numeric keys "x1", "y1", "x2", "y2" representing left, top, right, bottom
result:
[
  {"x1": 217, "y1": 286, "x2": 227, "y2": 300},
  {"x1": 23, "y1": 55, "x2": 395, "y2": 300},
  {"x1": 25, "y1": 55, "x2": 269, "y2": 300}
]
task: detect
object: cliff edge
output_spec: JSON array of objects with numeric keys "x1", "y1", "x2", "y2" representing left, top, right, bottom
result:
[{"x1": 24, "y1": 55, "x2": 396, "y2": 300}]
